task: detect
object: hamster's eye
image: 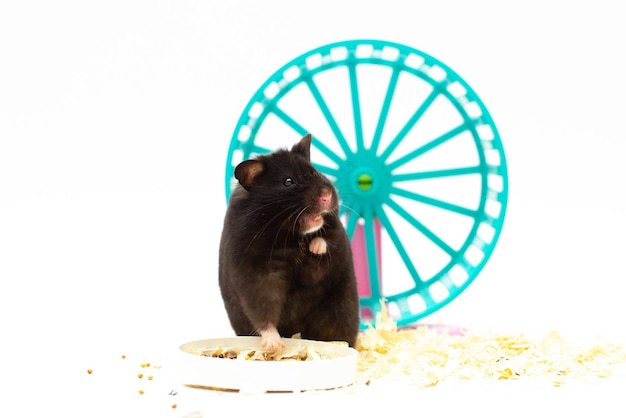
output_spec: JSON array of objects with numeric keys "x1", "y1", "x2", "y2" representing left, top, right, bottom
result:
[{"x1": 283, "y1": 177, "x2": 295, "y2": 187}]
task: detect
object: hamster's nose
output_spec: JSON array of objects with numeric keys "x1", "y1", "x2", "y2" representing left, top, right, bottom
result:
[{"x1": 319, "y1": 188, "x2": 332, "y2": 209}]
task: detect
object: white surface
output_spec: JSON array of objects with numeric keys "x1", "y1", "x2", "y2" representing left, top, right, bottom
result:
[
  {"x1": 1, "y1": 0, "x2": 626, "y2": 416},
  {"x1": 73, "y1": 356, "x2": 626, "y2": 418}
]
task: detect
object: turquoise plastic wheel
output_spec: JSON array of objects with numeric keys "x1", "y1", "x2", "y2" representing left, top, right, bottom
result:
[{"x1": 225, "y1": 39, "x2": 508, "y2": 329}]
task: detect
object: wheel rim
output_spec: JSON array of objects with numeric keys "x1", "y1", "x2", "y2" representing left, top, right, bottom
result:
[{"x1": 225, "y1": 39, "x2": 508, "y2": 329}]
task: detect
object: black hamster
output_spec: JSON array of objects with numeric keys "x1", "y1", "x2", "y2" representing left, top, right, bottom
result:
[{"x1": 218, "y1": 133, "x2": 360, "y2": 349}]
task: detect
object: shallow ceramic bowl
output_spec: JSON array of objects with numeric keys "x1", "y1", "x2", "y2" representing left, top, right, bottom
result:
[{"x1": 179, "y1": 336, "x2": 358, "y2": 393}]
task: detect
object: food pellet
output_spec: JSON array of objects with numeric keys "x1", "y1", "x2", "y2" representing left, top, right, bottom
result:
[
  {"x1": 148, "y1": 376, "x2": 153, "y2": 381},
  {"x1": 138, "y1": 390, "x2": 144, "y2": 395},
  {"x1": 171, "y1": 404, "x2": 177, "y2": 409},
  {"x1": 87, "y1": 369, "x2": 93, "y2": 374},
  {"x1": 138, "y1": 373, "x2": 143, "y2": 379}
]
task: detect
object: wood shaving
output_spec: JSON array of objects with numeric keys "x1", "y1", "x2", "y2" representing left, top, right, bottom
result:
[
  {"x1": 193, "y1": 343, "x2": 335, "y2": 361},
  {"x1": 355, "y1": 305, "x2": 626, "y2": 388}
]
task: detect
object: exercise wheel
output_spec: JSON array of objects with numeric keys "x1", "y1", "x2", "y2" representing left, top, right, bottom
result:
[{"x1": 224, "y1": 39, "x2": 508, "y2": 329}]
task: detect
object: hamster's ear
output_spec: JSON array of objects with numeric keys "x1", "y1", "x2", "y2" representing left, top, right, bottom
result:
[
  {"x1": 291, "y1": 133, "x2": 312, "y2": 161},
  {"x1": 234, "y1": 159, "x2": 264, "y2": 190}
]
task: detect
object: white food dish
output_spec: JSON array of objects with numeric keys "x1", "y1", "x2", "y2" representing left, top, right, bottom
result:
[{"x1": 179, "y1": 336, "x2": 358, "y2": 393}]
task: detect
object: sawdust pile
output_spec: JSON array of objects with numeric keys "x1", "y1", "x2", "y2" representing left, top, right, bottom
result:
[{"x1": 355, "y1": 307, "x2": 626, "y2": 388}]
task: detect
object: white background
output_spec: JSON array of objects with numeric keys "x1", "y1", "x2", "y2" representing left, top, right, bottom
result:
[{"x1": 1, "y1": 0, "x2": 625, "y2": 416}]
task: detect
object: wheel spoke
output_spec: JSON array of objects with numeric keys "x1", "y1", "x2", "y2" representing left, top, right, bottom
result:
[
  {"x1": 271, "y1": 106, "x2": 345, "y2": 166},
  {"x1": 377, "y1": 206, "x2": 423, "y2": 284},
  {"x1": 305, "y1": 77, "x2": 353, "y2": 157},
  {"x1": 390, "y1": 186, "x2": 479, "y2": 218},
  {"x1": 312, "y1": 162, "x2": 340, "y2": 178},
  {"x1": 387, "y1": 123, "x2": 468, "y2": 171},
  {"x1": 343, "y1": 200, "x2": 362, "y2": 238},
  {"x1": 362, "y1": 206, "x2": 382, "y2": 300},
  {"x1": 348, "y1": 61, "x2": 365, "y2": 151},
  {"x1": 370, "y1": 66, "x2": 400, "y2": 154},
  {"x1": 379, "y1": 89, "x2": 440, "y2": 161},
  {"x1": 392, "y1": 165, "x2": 482, "y2": 181},
  {"x1": 384, "y1": 196, "x2": 456, "y2": 256}
]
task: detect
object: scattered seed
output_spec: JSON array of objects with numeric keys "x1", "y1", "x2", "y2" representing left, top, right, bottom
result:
[
  {"x1": 148, "y1": 376, "x2": 153, "y2": 381},
  {"x1": 138, "y1": 373, "x2": 144, "y2": 379},
  {"x1": 87, "y1": 369, "x2": 93, "y2": 374},
  {"x1": 171, "y1": 404, "x2": 177, "y2": 409},
  {"x1": 138, "y1": 390, "x2": 144, "y2": 395}
]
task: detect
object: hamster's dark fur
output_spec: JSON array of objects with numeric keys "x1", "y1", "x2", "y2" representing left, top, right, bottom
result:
[{"x1": 218, "y1": 134, "x2": 360, "y2": 348}]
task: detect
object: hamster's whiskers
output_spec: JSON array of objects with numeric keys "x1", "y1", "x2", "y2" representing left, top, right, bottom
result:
[
  {"x1": 275, "y1": 206, "x2": 309, "y2": 258},
  {"x1": 248, "y1": 202, "x2": 307, "y2": 260},
  {"x1": 292, "y1": 206, "x2": 308, "y2": 232},
  {"x1": 245, "y1": 201, "x2": 298, "y2": 251},
  {"x1": 338, "y1": 201, "x2": 360, "y2": 218}
]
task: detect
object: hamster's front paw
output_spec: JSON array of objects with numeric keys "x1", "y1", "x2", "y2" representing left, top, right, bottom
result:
[
  {"x1": 260, "y1": 326, "x2": 285, "y2": 351},
  {"x1": 309, "y1": 237, "x2": 327, "y2": 255}
]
